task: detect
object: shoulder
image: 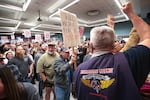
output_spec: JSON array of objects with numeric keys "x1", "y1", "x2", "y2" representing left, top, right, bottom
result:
[
  {"x1": 7, "y1": 57, "x2": 19, "y2": 65},
  {"x1": 23, "y1": 82, "x2": 36, "y2": 90},
  {"x1": 123, "y1": 45, "x2": 150, "y2": 67},
  {"x1": 23, "y1": 82, "x2": 40, "y2": 100},
  {"x1": 38, "y1": 53, "x2": 47, "y2": 60},
  {"x1": 54, "y1": 57, "x2": 64, "y2": 65},
  {"x1": 55, "y1": 56, "x2": 62, "y2": 61},
  {"x1": 35, "y1": 52, "x2": 42, "y2": 58},
  {"x1": 123, "y1": 45, "x2": 150, "y2": 87},
  {"x1": 123, "y1": 45, "x2": 150, "y2": 58},
  {"x1": 7, "y1": 64, "x2": 20, "y2": 80},
  {"x1": 55, "y1": 52, "x2": 60, "y2": 58},
  {"x1": 41, "y1": 52, "x2": 47, "y2": 57},
  {"x1": 9, "y1": 57, "x2": 17, "y2": 62}
]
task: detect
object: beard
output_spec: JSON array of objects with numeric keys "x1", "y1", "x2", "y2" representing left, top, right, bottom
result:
[
  {"x1": 47, "y1": 51, "x2": 55, "y2": 56},
  {"x1": 15, "y1": 53, "x2": 24, "y2": 59}
]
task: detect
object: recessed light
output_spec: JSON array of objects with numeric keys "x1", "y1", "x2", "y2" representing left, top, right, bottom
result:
[{"x1": 87, "y1": 10, "x2": 100, "y2": 16}]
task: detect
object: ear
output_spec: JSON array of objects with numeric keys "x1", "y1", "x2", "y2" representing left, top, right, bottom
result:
[{"x1": 89, "y1": 42, "x2": 94, "y2": 53}]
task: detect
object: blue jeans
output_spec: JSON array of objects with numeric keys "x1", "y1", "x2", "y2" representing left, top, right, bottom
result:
[{"x1": 55, "y1": 85, "x2": 70, "y2": 100}]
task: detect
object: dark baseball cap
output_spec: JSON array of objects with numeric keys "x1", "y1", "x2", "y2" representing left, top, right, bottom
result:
[{"x1": 60, "y1": 48, "x2": 70, "y2": 53}]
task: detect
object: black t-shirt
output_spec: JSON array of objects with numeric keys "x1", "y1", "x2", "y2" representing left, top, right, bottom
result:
[{"x1": 123, "y1": 45, "x2": 150, "y2": 88}]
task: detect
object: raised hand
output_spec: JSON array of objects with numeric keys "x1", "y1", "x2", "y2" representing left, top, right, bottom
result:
[
  {"x1": 107, "y1": 14, "x2": 115, "y2": 29},
  {"x1": 121, "y1": 2, "x2": 134, "y2": 18}
]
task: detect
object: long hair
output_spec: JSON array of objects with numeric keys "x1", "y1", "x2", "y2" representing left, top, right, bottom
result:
[{"x1": 0, "y1": 65, "x2": 27, "y2": 100}]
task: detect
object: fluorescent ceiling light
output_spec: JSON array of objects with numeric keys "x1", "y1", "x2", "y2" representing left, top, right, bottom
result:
[
  {"x1": 30, "y1": 24, "x2": 61, "y2": 30},
  {"x1": 49, "y1": 0, "x2": 80, "y2": 18},
  {"x1": 15, "y1": 21, "x2": 21, "y2": 29},
  {"x1": 49, "y1": 11, "x2": 59, "y2": 18},
  {"x1": 61, "y1": 0, "x2": 80, "y2": 10},
  {"x1": 23, "y1": 23, "x2": 34, "y2": 26},
  {"x1": 0, "y1": 0, "x2": 31, "y2": 12},
  {"x1": 0, "y1": 27, "x2": 14, "y2": 30},
  {"x1": 0, "y1": 4, "x2": 22, "y2": 11},
  {"x1": 48, "y1": 0, "x2": 66, "y2": 13},
  {"x1": 114, "y1": 0, "x2": 129, "y2": 20},
  {"x1": 23, "y1": 0, "x2": 31, "y2": 11},
  {"x1": 0, "y1": 17, "x2": 18, "y2": 23}
]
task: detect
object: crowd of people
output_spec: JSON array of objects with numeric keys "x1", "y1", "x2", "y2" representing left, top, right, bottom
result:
[{"x1": 0, "y1": 1, "x2": 150, "y2": 100}]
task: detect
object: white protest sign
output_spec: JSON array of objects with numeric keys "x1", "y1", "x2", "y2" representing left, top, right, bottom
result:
[
  {"x1": 60, "y1": 10, "x2": 80, "y2": 47},
  {"x1": 1, "y1": 36, "x2": 9, "y2": 44},
  {"x1": 35, "y1": 34, "x2": 42, "y2": 42},
  {"x1": 23, "y1": 30, "x2": 31, "y2": 38},
  {"x1": 11, "y1": 35, "x2": 15, "y2": 40},
  {"x1": 44, "y1": 31, "x2": 50, "y2": 40}
]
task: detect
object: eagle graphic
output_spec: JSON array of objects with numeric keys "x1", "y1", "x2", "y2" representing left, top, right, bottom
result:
[{"x1": 81, "y1": 78, "x2": 115, "y2": 93}]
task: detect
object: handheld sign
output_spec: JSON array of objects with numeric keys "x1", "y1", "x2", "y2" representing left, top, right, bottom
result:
[
  {"x1": 1, "y1": 36, "x2": 9, "y2": 44},
  {"x1": 44, "y1": 31, "x2": 50, "y2": 41},
  {"x1": 60, "y1": 9, "x2": 80, "y2": 48},
  {"x1": 23, "y1": 30, "x2": 31, "y2": 38}
]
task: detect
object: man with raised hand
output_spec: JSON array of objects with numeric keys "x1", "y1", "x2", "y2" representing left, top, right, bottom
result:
[{"x1": 74, "y1": 2, "x2": 150, "y2": 100}]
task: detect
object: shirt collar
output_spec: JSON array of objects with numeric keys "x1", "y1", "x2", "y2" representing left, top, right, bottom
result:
[{"x1": 91, "y1": 51, "x2": 111, "y2": 58}]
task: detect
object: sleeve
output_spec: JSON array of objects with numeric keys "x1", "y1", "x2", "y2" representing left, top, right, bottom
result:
[
  {"x1": 23, "y1": 83, "x2": 40, "y2": 100},
  {"x1": 28, "y1": 56, "x2": 33, "y2": 65},
  {"x1": 123, "y1": 45, "x2": 150, "y2": 88},
  {"x1": 7, "y1": 58, "x2": 15, "y2": 65},
  {"x1": 36, "y1": 55, "x2": 44, "y2": 73},
  {"x1": 54, "y1": 58, "x2": 72, "y2": 75}
]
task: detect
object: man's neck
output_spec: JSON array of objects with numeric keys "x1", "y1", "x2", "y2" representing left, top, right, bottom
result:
[{"x1": 91, "y1": 50, "x2": 111, "y2": 58}]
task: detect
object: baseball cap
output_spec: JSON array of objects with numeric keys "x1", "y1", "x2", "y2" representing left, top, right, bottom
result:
[
  {"x1": 33, "y1": 40, "x2": 39, "y2": 43},
  {"x1": 48, "y1": 41, "x2": 56, "y2": 46},
  {"x1": 60, "y1": 48, "x2": 70, "y2": 53}
]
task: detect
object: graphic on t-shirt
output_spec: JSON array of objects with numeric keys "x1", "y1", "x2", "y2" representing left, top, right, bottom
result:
[
  {"x1": 80, "y1": 68, "x2": 115, "y2": 94},
  {"x1": 81, "y1": 74, "x2": 115, "y2": 93}
]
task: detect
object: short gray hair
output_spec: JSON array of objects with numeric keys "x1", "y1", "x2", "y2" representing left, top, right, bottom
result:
[{"x1": 90, "y1": 26, "x2": 115, "y2": 50}]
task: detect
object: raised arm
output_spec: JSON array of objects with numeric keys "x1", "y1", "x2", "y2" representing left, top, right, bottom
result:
[
  {"x1": 122, "y1": 2, "x2": 150, "y2": 48},
  {"x1": 107, "y1": 14, "x2": 115, "y2": 29}
]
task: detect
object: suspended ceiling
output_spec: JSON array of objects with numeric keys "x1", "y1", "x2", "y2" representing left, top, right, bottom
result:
[{"x1": 0, "y1": 0, "x2": 149, "y2": 34}]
